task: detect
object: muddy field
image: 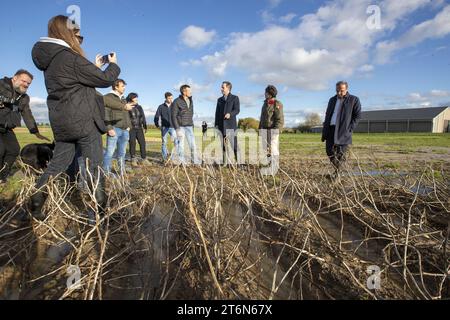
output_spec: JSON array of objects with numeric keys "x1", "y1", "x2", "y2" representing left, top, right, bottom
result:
[{"x1": 0, "y1": 154, "x2": 449, "y2": 300}]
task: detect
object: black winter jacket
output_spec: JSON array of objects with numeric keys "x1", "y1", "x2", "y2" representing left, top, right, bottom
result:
[
  {"x1": 0, "y1": 77, "x2": 39, "y2": 133},
  {"x1": 129, "y1": 104, "x2": 147, "y2": 130},
  {"x1": 32, "y1": 38, "x2": 120, "y2": 142},
  {"x1": 171, "y1": 96, "x2": 194, "y2": 130},
  {"x1": 154, "y1": 103, "x2": 173, "y2": 128}
]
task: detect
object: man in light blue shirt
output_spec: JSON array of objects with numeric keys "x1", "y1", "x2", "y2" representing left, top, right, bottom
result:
[{"x1": 330, "y1": 97, "x2": 343, "y2": 127}]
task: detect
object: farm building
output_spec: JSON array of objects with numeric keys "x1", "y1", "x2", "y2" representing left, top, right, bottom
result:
[
  {"x1": 355, "y1": 106, "x2": 450, "y2": 133},
  {"x1": 310, "y1": 126, "x2": 324, "y2": 133}
]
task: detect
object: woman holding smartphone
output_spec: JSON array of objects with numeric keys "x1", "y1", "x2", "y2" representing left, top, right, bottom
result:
[{"x1": 30, "y1": 15, "x2": 121, "y2": 220}]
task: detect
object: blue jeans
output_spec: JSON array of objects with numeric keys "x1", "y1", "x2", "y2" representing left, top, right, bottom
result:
[
  {"x1": 103, "y1": 127, "x2": 130, "y2": 174},
  {"x1": 161, "y1": 127, "x2": 178, "y2": 161},
  {"x1": 177, "y1": 126, "x2": 200, "y2": 165}
]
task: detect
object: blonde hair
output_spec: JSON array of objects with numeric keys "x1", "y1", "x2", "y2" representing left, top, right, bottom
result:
[{"x1": 48, "y1": 15, "x2": 85, "y2": 57}]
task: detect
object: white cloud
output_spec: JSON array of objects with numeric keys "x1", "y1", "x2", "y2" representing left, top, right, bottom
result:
[
  {"x1": 358, "y1": 64, "x2": 374, "y2": 73},
  {"x1": 238, "y1": 93, "x2": 265, "y2": 108},
  {"x1": 173, "y1": 78, "x2": 211, "y2": 93},
  {"x1": 142, "y1": 107, "x2": 156, "y2": 120},
  {"x1": 185, "y1": 0, "x2": 450, "y2": 91},
  {"x1": 268, "y1": 0, "x2": 283, "y2": 8},
  {"x1": 186, "y1": 52, "x2": 228, "y2": 78},
  {"x1": 430, "y1": 90, "x2": 450, "y2": 97},
  {"x1": 29, "y1": 97, "x2": 49, "y2": 123},
  {"x1": 180, "y1": 25, "x2": 217, "y2": 49},
  {"x1": 261, "y1": 10, "x2": 275, "y2": 25},
  {"x1": 376, "y1": 89, "x2": 450, "y2": 110},
  {"x1": 420, "y1": 102, "x2": 432, "y2": 107},
  {"x1": 261, "y1": 10, "x2": 296, "y2": 25},
  {"x1": 408, "y1": 93, "x2": 427, "y2": 102},
  {"x1": 280, "y1": 13, "x2": 297, "y2": 24},
  {"x1": 30, "y1": 97, "x2": 47, "y2": 108},
  {"x1": 200, "y1": 52, "x2": 228, "y2": 78},
  {"x1": 376, "y1": 5, "x2": 450, "y2": 63},
  {"x1": 380, "y1": 0, "x2": 434, "y2": 30}
]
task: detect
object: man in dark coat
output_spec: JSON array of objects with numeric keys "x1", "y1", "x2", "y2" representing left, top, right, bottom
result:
[
  {"x1": 0, "y1": 70, "x2": 50, "y2": 183},
  {"x1": 215, "y1": 81, "x2": 240, "y2": 164},
  {"x1": 322, "y1": 81, "x2": 362, "y2": 171}
]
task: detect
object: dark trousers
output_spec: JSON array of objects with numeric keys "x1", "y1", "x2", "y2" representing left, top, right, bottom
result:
[
  {"x1": 129, "y1": 128, "x2": 146, "y2": 159},
  {"x1": 36, "y1": 129, "x2": 104, "y2": 189},
  {"x1": 326, "y1": 126, "x2": 348, "y2": 170},
  {"x1": 66, "y1": 146, "x2": 84, "y2": 183},
  {"x1": 0, "y1": 129, "x2": 20, "y2": 181}
]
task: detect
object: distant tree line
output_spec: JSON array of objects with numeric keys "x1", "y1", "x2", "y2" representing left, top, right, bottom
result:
[{"x1": 297, "y1": 113, "x2": 322, "y2": 133}]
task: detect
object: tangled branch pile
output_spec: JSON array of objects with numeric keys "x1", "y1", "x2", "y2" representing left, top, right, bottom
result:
[{"x1": 0, "y1": 158, "x2": 448, "y2": 300}]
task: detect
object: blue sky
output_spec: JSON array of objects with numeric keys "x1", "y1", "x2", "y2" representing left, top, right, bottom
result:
[{"x1": 1, "y1": 0, "x2": 450, "y2": 127}]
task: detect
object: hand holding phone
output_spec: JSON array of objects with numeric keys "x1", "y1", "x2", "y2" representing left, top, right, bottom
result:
[
  {"x1": 100, "y1": 54, "x2": 110, "y2": 65},
  {"x1": 100, "y1": 52, "x2": 117, "y2": 65}
]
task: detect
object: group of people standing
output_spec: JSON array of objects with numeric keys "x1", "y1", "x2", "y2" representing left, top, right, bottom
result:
[
  {"x1": 102, "y1": 80, "x2": 149, "y2": 175},
  {"x1": 150, "y1": 81, "x2": 287, "y2": 167},
  {"x1": 0, "y1": 14, "x2": 362, "y2": 222}
]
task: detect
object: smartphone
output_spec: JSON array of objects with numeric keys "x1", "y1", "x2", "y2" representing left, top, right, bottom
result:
[{"x1": 101, "y1": 53, "x2": 113, "y2": 64}]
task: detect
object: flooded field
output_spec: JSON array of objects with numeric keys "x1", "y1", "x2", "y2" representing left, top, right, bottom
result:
[{"x1": 0, "y1": 158, "x2": 449, "y2": 300}]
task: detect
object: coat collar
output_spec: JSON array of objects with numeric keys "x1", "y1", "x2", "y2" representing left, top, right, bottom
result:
[
  {"x1": 3, "y1": 77, "x2": 13, "y2": 91},
  {"x1": 333, "y1": 92, "x2": 350, "y2": 101},
  {"x1": 220, "y1": 93, "x2": 233, "y2": 102},
  {"x1": 179, "y1": 95, "x2": 193, "y2": 105},
  {"x1": 2, "y1": 77, "x2": 23, "y2": 99},
  {"x1": 39, "y1": 37, "x2": 71, "y2": 49},
  {"x1": 110, "y1": 90, "x2": 124, "y2": 99}
]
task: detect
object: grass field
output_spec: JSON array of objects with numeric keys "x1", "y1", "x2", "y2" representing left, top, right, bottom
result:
[{"x1": 12, "y1": 126, "x2": 450, "y2": 157}]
